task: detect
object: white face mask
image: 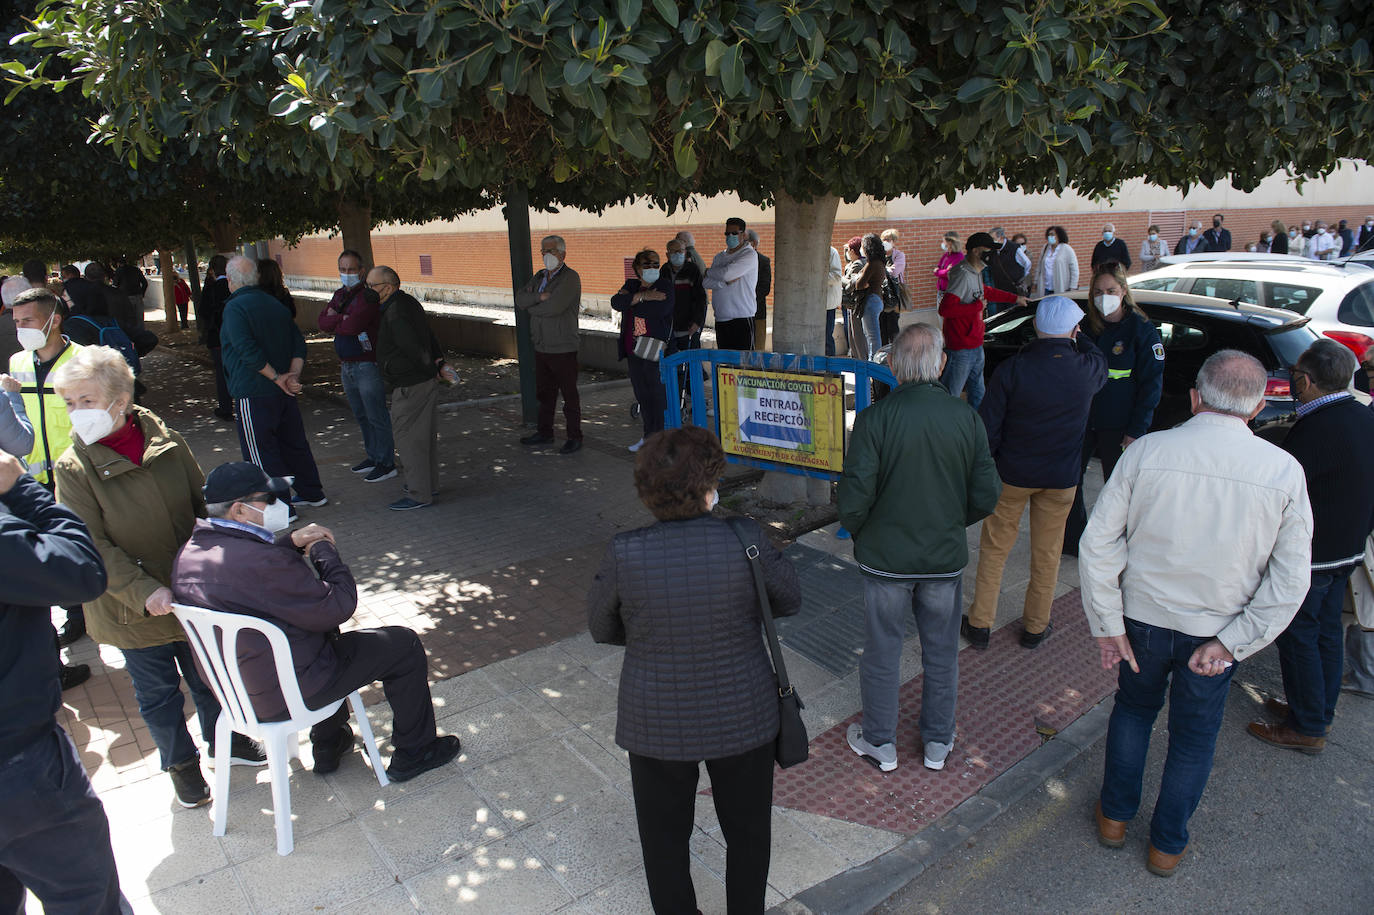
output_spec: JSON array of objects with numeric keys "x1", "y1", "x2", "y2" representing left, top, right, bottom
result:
[
  {"x1": 250, "y1": 498, "x2": 292, "y2": 534},
  {"x1": 1095, "y1": 293, "x2": 1122, "y2": 316},
  {"x1": 70, "y1": 402, "x2": 120, "y2": 445},
  {"x1": 640, "y1": 267, "x2": 660, "y2": 285},
  {"x1": 543, "y1": 252, "x2": 561, "y2": 272},
  {"x1": 339, "y1": 273, "x2": 361, "y2": 288},
  {"x1": 882, "y1": 241, "x2": 893, "y2": 253},
  {"x1": 1303, "y1": 224, "x2": 1311, "y2": 231},
  {"x1": 707, "y1": 489, "x2": 719, "y2": 511},
  {"x1": 16, "y1": 311, "x2": 55, "y2": 352}
]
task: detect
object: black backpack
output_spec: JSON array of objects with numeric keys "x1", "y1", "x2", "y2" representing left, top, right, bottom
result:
[{"x1": 66, "y1": 315, "x2": 141, "y2": 375}]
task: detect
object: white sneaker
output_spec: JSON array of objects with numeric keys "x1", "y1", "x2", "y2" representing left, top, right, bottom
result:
[
  {"x1": 923, "y1": 739, "x2": 954, "y2": 771},
  {"x1": 846, "y1": 723, "x2": 897, "y2": 772},
  {"x1": 628, "y1": 438, "x2": 645, "y2": 453}
]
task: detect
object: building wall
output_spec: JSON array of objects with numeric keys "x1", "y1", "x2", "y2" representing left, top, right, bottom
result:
[{"x1": 271, "y1": 162, "x2": 1373, "y2": 321}]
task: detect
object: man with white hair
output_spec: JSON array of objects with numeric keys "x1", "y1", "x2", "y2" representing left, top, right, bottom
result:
[
  {"x1": 1091, "y1": 223, "x2": 1132, "y2": 269},
  {"x1": 838, "y1": 324, "x2": 1001, "y2": 773},
  {"x1": 1080, "y1": 350, "x2": 1311, "y2": 876},
  {"x1": 964, "y1": 296, "x2": 1106, "y2": 651},
  {"x1": 1174, "y1": 220, "x2": 1212, "y2": 255},
  {"x1": 220, "y1": 255, "x2": 327, "y2": 510},
  {"x1": 514, "y1": 235, "x2": 583, "y2": 454}
]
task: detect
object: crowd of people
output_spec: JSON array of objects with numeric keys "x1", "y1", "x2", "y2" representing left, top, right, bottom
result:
[{"x1": 4, "y1": 210, "x2": 1374, "y2": 911}]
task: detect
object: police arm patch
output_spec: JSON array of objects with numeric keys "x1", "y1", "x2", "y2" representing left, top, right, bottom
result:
[{"x1": 1152, "y1": 343, "x2": 1165, "y2": 360}]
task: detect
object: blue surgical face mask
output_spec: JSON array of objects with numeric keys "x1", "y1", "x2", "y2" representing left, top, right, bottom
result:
[
  {"x1": 1148, "y1": 233, "x2": 1158, "y2": 242},
  {"x1": 1188, "y1": 227, "x2": 1198, "y2": 236},
  {"x1": 668, "y1": 252, "x2": 685, "y2": 268},
  {"x1": 1102, "y1": 231, "x2": 1114, "y2": 242},
  {"x1": 640, "y1": 267, "x2": 660, "y2": 285},
  {"x1": 339, "y1": 273, "x2": 361, "y2": 288},
  {"x1": 725, "y1": 233, "x2": 741, "y2": 250}
]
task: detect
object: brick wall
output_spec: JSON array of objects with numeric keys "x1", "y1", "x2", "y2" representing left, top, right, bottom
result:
[{"x1": 271, "y1": 202, "x2": 1372, "y2": 314}]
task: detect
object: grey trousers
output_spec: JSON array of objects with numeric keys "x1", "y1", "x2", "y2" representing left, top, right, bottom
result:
[
  {"x1": 859, "y1": 576, "x2": 962, "y2": 747},
  {"x1": 390, "y1": 378, "x2": 440, "y2": 501},
  {"x1": 1346, "y1": 624, "x2": 1374, "y2": 694}
]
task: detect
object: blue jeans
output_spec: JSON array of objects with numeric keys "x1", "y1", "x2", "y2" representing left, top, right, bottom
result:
[
  {"x1": 119, "y1": 641, "x2": 221, "y2": 770},
  {"x1": 860, "y1": 294, "x2": 882, "y2": 361},
  {"x1": 825, "y1": 308, "x2": 837, "y2": 356},
  {"x1": 1277, "y1": 568, "x2": 1353, "y2": 737},
  {"x1": 0, "y1": 726, "x2": 129, "y2": 914},
  {"x1": 859, "y1": 576, "x2": 962, "y2": 747},
  {"x1": 1100, "y1": 619, "x2": 1235, "y2": 854},
  {"x1": 940, "y1": 346, "x2": 986, "y2": 409},
  {"x1": 340, "y1": 361, "x2": 395, "y2": 467}
]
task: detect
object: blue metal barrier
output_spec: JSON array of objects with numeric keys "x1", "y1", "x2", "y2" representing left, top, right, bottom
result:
[{"x1": 658, "y1": 349, "x2": 898, "y2": 481}]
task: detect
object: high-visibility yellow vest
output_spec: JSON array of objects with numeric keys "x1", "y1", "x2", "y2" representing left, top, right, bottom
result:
[{"x1": 9, "y1": 341, "x2": 81, "y2": 485}]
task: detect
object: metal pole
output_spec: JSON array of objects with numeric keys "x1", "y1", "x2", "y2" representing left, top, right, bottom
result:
[{"x1": 506, "y1": 184, "x2": 537, "y2": 425}]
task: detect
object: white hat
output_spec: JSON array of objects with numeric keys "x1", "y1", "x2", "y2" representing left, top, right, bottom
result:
[{"x1": 1034, "y1": 296, "x2": 1084, "y2": 335}]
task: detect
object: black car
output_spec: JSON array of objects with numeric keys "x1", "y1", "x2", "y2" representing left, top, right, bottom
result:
[{"x1": 981, "y1": 289, "x2": 1321, "y2": 443}]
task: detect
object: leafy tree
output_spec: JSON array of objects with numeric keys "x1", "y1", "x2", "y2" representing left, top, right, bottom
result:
[{"x1": 13, "y1": 0, "x2": 1371, "y2": 495}]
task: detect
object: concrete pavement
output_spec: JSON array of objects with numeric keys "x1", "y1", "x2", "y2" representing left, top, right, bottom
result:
[{"x1": 34, "y1": 331, "x2": 1369, "y2": 913}]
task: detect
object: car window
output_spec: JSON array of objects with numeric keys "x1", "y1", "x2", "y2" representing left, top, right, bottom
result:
[
  {"x1": 1154, "y1": 321, "x2": 1207, "y2": 351},
  {"x1": 1207, "y1": 322, "x2": 1280, "y2": 370},
  {"x1": 1337, "y1": 281, "x2": 1374, "y2": 328},
  {"x1": 1132, "y1": 277, "x2": 1179, "y2": 292},
  {"x1": 1266, "y1": 283, "x2": 1322, "y2": 314},
  {"x1": 1188, "y1": 277, "x2": 1259, "y2": 304},
  {"x1": 1265, "y1": 325, "x2": 1322, "y2": 367},
  {"x1": 985, "y1": 311, "x2": 1036, "y2": 346}
]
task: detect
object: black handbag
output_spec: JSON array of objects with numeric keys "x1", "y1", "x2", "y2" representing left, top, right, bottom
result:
[{"x1": 728, "y1": 519, "x2": 809, "y2": 769}]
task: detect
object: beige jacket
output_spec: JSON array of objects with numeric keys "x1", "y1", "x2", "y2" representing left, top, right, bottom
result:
[
  {"x1": 53, "y1": 406, "x2": 207, "y2": 650},
  {"x1": 514, "y1": 265, "x2": 581, "y2": 353},
  {"x1": 1079, "y1": 412, "x2": 1312, "y2": 660}
]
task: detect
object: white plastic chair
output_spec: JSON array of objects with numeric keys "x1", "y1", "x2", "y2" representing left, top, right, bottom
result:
[{"x1": 172, "y1": 603, "x2": 389, "y2": 855}]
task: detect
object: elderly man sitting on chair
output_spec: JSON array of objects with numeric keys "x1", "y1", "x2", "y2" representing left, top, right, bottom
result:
[{"x1": 171, "y1": 462, "x2": 460, "y2": 782}]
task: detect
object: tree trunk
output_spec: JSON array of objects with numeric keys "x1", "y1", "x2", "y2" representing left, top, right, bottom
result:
[
  {"x1": 157, "y1": 247, "x2": 179, "y2": 334},
  {"x1": 207, "y1": 220, "x2": 239, "y2": 254},
  {"x1": 757, "y1": 191, "x2": 841, "y2": 506},
  {"x1": 337, "y1": 198, "x2": 375, "y2": 269}
]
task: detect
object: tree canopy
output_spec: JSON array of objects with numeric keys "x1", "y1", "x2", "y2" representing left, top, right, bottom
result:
[{"x1": 11, "y1": 0, "x2": 1371, "y2": 221}]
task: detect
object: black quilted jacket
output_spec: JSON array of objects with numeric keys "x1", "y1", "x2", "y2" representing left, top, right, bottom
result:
[{"x1": 587, "y1": 514, "x2": 801, "y2": 761}]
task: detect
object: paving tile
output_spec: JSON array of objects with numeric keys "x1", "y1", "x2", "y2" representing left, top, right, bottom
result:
[
  {"x1": 528, "y1": 669, "x2": 620, "y2": 725},
  {"x1": 406, "y1": 837, "x2": 574, "y2": 913},
  {"x1": 496, "y1": 644, "x2": 586, "y2": 689},
  {"x1": 109, "y1": 807, "x2": 230, "y2": 900},
  {"x1": 359, "y1": 776, "x2": 507, "y2": 879},
  {"x1": 776, "y1": 808, "x2": 904, "y2": 865},
  {"x1": 430, "y1": 669, "x2": 517, "y2": 723},
  {"x1": 520, "y1": 788, "x2": 645, "y2": 897},
  {"x1": 236, "y1": 820, "x2": 394, "y2": 914},
  {"x1": 212, "y1": 761, "x2": 355, "y2": 864},
  {"x1": 761, "y1": 809, "x2": 852, "y2": 899},
  {"x1": 466, "y1": 734, "x2": 613, "y2": 831},
  {"x1": 335, "y1": 884, "x2": 420, "y2": 914},
  {"x1": 137, "y1": 866, "x2": 250, "y2": 915}
]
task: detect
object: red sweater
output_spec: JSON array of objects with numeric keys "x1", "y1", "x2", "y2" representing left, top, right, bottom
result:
[
  {"x1": 937, "y1": 285, "x2": 1018, "y2": 350},
  {"x1": 99, "y1": 417, "x2": 146, "y2": 466}
]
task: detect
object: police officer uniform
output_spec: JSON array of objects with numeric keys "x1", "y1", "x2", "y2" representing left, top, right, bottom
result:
[{"x1": 1063, "y1": 308, "x2": 1164, "y2": 553}]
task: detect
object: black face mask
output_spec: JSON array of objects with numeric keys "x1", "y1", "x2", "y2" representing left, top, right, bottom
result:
[
  {"x1": 1213, "y1": 220, "x2": 1222, "y2": 228},
  {"x1": 362, "y1": 288, "x2": 381, "y2": 306}
]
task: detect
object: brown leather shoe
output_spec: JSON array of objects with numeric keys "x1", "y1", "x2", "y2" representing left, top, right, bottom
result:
[
  {"x1": 1247, "y1": 720, "x2": 1326, "y2": 754},
  {"x1": 1094, "y1": 801, "x2": 1126, "y2": 848},
  {"x1": 1263, "y1": 697, "x2": 1291, "y2": 720},
  {"x1": 1147, "y1": 844, "x2": 1187, "y2": 877}
]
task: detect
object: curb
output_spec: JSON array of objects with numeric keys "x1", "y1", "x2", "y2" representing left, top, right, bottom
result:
[{"x1": 770, "y1": 695, "x2": 1114, "y2": 915}]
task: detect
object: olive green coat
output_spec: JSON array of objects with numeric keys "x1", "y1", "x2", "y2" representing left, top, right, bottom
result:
[{"x1": 53, "y1": 406, "x2": 207, "y2": 650}]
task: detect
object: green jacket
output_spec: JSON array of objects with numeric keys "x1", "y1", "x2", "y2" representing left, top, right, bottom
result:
[
  {"x1": 837, "y1": 381, "x2": 1001, "y2": 578},
  {"x1": 53, "y1": 406, "x2": 207, "y2": 649}
]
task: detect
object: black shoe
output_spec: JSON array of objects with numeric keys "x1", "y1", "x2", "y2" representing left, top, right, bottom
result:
[
  {"x1": 60, "y1": 664, "x2": 91, "y2": 690},
  {"x1": 168, "y1": 757, "x2": 211, "y2": 808},
  {"x1": 520, "y1": 433, "x2": 555, "y2": 446},
  {"x1": 559, "y1": 439, "x2": 583, "y2": 455},
  {"x1": 386, "y1": 735, "x2": 461, "y2": 783},
  {"x1": 212, "y1": 408, "x2": 234, "y2": 422},
  {"x1": 207, "y1": 733, "x2": 268, "y2": 768},
  {"x1": 1021, "y1": 622, "x2": 1054, "y2": 649},
  {"x1": 58, "y1": 619, "x2": 87, "y2": 646},
  {"x1": 312, "y1": 724, "x2": 357, "y2": 775},
  {"x1": 961, "y1": 616, "x2": 989, "y2": 650}
]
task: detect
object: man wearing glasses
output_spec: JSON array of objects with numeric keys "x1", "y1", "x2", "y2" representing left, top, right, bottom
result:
[
  {"x1": 367, "y1": 266, "x2": 457, "y2": 509},
  {"x1": 173, "y1": 462, "x2": 461, "y2": 782},
  {"x1": 701, "y1": 217, "x2": 760, "y2": 352}
]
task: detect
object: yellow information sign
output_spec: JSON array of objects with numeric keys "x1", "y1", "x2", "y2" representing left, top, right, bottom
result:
[{"x1": 715, "y1": 366, "x2": 846, "y2": 473}]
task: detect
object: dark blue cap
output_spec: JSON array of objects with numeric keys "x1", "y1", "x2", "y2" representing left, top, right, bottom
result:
[{"x1": 203, "y1": 462, "x2": 292, "y2": 503}]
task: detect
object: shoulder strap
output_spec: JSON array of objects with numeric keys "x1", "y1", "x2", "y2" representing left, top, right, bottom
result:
[{"x1": 726, "y1": 518, "x2": 794, "y2": 695}]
